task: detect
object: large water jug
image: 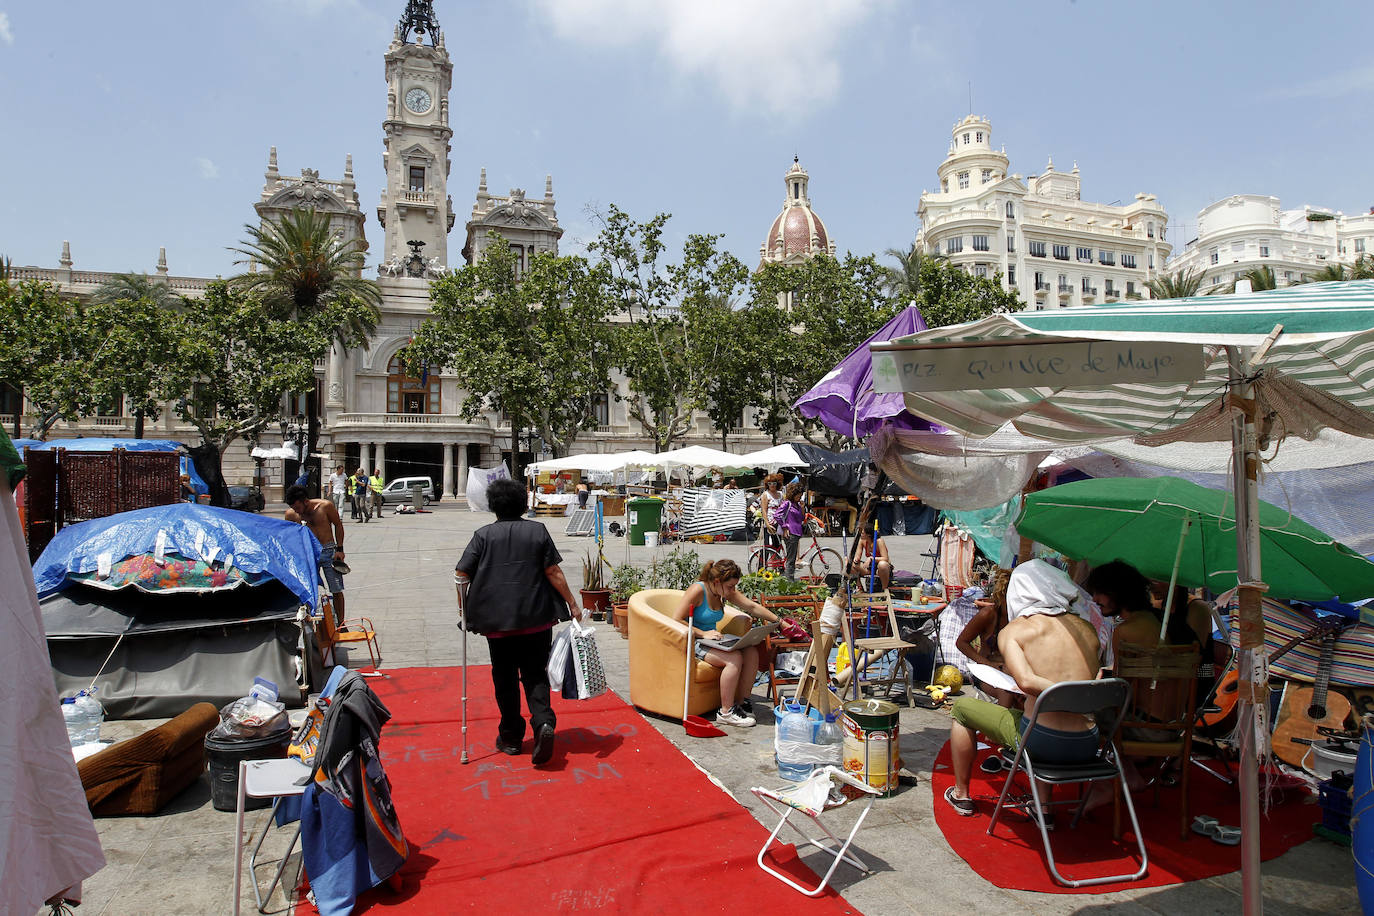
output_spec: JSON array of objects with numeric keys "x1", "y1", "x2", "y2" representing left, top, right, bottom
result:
[
  {"x1": 61, "y1": 689, "x2": 103, "y2": 746},
  {"x1": 777, "y1": 702, "x2": 815, "y2": 782},
  {"x1": 815, "y1": 712, "x2": 844, "y2": 769}
]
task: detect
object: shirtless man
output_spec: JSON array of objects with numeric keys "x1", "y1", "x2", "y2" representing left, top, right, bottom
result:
[
  {"x1": 943, "y1": 587, "x2": 1102, "y2": 817},
  {"x1": 285, "y1": 483, "x2": 347, "y2": 625}
]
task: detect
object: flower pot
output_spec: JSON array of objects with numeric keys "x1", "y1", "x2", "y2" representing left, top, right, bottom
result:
[
  {"x1": 608, "y1": 601, "x2": 628, "y2": 630},
  {"x1": 581, "y1": 589, "x2": 611, "y2": 620}
]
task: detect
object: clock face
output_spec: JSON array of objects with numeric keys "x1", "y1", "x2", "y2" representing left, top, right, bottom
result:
[{"x1": 404, "y1": 87, "x2": 432, "y2": 114}]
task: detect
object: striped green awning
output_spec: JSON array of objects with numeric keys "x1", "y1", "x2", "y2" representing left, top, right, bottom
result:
[{"x1": 870, "y1": 280, "x2": 1374, "y2": 443}]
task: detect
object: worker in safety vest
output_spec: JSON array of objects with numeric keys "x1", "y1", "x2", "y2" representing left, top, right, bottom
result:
[{"x1": 369, "y1": 468, "x2": 386, "y2": 519}]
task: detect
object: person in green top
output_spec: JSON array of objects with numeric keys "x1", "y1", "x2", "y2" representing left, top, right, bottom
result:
[{"x1": 369, "y1": 468, "x2": 386, "y2": 519}]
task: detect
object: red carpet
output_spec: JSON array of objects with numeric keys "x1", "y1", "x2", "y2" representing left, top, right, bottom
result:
[
  {"x1": 299, "y1": 667, "x2": 861, "y2": 914},
  {"x1": 930, "y1": 741, "x2": 1320, "y2": 893}
]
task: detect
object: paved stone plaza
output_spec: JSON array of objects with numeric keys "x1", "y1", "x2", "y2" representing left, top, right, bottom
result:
[{"x1": 75, "y1": 500, "x2": 1357, "y2": 915}]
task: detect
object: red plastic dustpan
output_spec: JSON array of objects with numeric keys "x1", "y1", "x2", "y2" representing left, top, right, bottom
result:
[{"x1": 684, "y1": 630, "x2": 726, "y2": 738}]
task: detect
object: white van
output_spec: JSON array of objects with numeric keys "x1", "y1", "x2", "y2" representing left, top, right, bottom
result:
[{"x1": 379, "y1": 476, "x2": 439, "y2": 505}]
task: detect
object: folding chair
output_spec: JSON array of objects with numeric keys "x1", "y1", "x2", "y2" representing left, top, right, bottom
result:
[
  {"x1": 232, "y1": 756, "x2": 313, "y2": 915},
  {"x1": 751, "y1": 765, "x2": 883, "y2": 897},
  {"x1": 762, "y1": 593, "x2": 822, "y2": 706},
  {"x1": 987, "y1": 678, "x2": 1148, "y2": 888},
  {"x1": 841, "y1": 591, "x2": 917, "y2": 706},
  {"x1": 317, "y1": 594, "x2": 382, "y2": 669}
]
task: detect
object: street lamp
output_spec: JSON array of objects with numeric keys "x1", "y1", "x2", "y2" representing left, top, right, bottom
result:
[{"x1": 280, "y1": 413, "x2": 307, "y2": 466}]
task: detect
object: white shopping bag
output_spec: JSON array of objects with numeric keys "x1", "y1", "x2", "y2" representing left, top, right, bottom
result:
[{"x1": 547, "y1": 623, "x2": 574, "y2": 691}]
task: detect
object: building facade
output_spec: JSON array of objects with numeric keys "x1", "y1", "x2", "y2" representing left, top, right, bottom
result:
[
  {"x1": 915, "y1": 115, "x2": 1172, "y2": 309},
  {"x1": 8, "y1": 1, "x2": 780, "y2": 494},
  {"x1": 1166, "y1": 194, "x2": 1374, "y2": 291},
  {"x1": 759, "y1": 157, "x2": 835, "y2": 269}
]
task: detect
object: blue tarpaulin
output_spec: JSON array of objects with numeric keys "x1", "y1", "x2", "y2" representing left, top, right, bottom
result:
[{"x1": 33, "y1": 503, "x2": 322, "y2": 610}]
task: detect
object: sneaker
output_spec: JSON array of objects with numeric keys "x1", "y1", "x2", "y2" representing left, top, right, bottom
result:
[
  {"x1": 735, "y1": 698, "x2": 754, "y2": 716},
  {"x1": 532, "y1": 724, "x2": 556, "y2": 766},
  {"x1": 943, "y1": 786, "x2": 975, "y2": 817},
  {"x1": 717, "y1": 707, "x2": 755, "y2": 728}
]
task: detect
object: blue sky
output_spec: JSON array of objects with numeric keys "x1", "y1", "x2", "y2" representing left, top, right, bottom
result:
[{"x1": 3, "y1": 0, "x2": 1373, "y2": 280}]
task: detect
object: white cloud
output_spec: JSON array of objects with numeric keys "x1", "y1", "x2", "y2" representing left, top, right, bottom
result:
[
  {"x1": 530, "y1": 0, "x2": 887, "y2": 117},
  {"x1": 0, "y1": 12, "x2": 14, "y2": 46},
  {"x1": 196, "y1": 157, "x2": 220, "y2": 180},
  {"x1": 1269, "y1": 64, "x2": 1374, "y2": 101}
]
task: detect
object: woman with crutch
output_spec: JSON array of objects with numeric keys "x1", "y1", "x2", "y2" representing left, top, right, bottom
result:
[{"x1": 454, "y1": 478, "x2": 581, "y2": 767}]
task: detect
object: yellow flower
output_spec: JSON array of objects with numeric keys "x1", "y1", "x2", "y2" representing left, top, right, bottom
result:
[{"x1": 761, "y1": 571, "x2": 774, "y2": 581}]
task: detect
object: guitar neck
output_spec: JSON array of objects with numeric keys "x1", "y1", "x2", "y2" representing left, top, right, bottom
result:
[{"x1": 1312, "y1": 632, "x2": 1336, "y2": 707}]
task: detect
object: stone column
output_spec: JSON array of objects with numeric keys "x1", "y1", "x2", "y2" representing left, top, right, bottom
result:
[
  {"x1": 374, "y1": 442, "x2": 387, "y2": 476},
  {"x1": 442, "y1": 442, "x2": 455, "y2": 498},
  {"x1": 358, "y1": 442, "x2": 370, "y2": 473},
  {"x1": 326, "y1": 343, "x2": 345, "y2": 409},
  {"x1": 456, "y1": 442, "x2": 469, "y2": 496}
]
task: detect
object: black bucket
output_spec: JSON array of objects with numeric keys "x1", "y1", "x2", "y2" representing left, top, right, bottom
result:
[{"x1": 205, "y1": 729, "x2": 293, "y2": 812}]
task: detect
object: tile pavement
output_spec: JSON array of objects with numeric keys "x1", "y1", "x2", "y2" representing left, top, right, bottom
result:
[{"x1": 65, "y1": 499, "x2": 1359, "y2": 915}]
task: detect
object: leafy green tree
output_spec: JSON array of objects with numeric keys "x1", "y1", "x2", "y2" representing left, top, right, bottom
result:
[
  {"x1": 912, "y1": 257, "x2": 1022, "y2": 329},
  {"x1": 0, "y1": 278, "x2": 102, "y2": 438},
  {"x1": 1146, "y1": 267, "x2": 1205, "y2": 300},
  {"x1": 408, "y1": 236, "x2": 618, "y2": 471},
  {"x1": 229, "y1": 208, "x2": 382, "y2": 489},
  {"x1": 882, "y1": 242, "x2": 945, "y2": 304},
  {"x1": 162, "y1": 281, "x2": 360, "y2": 505},
  {"x1": 674, "y1": 234, "x2": 755, "y2": 448},
  {"x1": 1227, "y1": 264, "x2": 1277, "y2": 293},
  {"x1": 89, "y1": 273, "x2": 180, "y2": 437},
  {"x1": 587, "y1": 206, "x2": 696, "y2": 452},
  {"x1": 1309, "y1": 255, "x2": 1374, "y2": 283},
  {"x1": 749, "y1": 252, "x2": 900, "y2": 447}
]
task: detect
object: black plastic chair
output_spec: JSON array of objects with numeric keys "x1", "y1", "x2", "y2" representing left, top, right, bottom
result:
[{"x1": 986, "y1": 678, "x2": 1148, "y2": 888}]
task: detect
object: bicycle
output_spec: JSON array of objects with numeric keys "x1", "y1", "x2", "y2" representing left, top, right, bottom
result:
[{"x1": 749, "y1": 514, "x2": 845, "y2": 578}]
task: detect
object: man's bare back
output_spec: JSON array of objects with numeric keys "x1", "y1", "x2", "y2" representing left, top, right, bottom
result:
[
  {"x1": 1000, "y1": 612, "x2": 1101, "y2": 731},
  {"x1": 286, "y1": 497, "x2": 344, "y2": 549}
]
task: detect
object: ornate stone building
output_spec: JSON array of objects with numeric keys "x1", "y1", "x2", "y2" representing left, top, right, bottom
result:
[
  {"x1": 915, "y1": 115, "x2": 1171, "y2": 309},
  {"x1": 759, "y1": 157, "x2": 836, "y2": 269}
]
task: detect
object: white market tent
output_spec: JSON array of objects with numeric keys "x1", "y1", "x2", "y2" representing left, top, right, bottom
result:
[
  {"x1": 734, "y1": 443, "x2": 811, "y2": 471},
  {"x1": 524, "y1": 450, "x2": 660, "y2": 476},
  {"x1": 650, "y1": 445, "x2": 750, "y2": 475}
]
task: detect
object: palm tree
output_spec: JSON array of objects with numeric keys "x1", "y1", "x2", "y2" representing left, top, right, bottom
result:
[
  {"x1": 229, "y1": 208, "x2": 383, "y2": 492},
  {"x1": 882, "y1": 242, "x2": 945, "y2": 304},
  {"x1": 1227, "y1": 265, "x2": 1277, "y2": 293},
  {"x1": 92, "y1": 271, "x2": 179, "y2": 309},
  {"x1": 1146, "y1": 267, "x2": 1205, "y2": 300}
]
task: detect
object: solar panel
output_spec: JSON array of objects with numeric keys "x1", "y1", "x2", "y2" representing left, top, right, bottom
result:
[{"x1": 565, "y1": 509, "x2": 596, "y2": 536}]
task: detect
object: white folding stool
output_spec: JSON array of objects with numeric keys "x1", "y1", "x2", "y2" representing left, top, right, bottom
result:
[
  {"x1": 232, "y1": 757, "x2": 313, "y2": 915},
  {"x1": 750, "y1": 765, "x2": 882, "y2": 897}
]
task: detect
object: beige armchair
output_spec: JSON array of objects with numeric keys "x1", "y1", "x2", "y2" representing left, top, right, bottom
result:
[{"x1": 628, "y1": 588, "x2": 750, "y2": 718}]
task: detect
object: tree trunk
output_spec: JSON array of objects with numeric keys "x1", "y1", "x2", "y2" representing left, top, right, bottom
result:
[
  {"x1": 133, "y1": 409, "x2": 145, "y2": 439},
  {"x1": 186, "y1": 441, "x2": 232, "y2": 508}
]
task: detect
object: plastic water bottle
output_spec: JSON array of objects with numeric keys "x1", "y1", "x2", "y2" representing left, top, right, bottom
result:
[
  {"x1": 61, "y1": 689, "x2": 103, "y2": 746},
  {"x1": 815, "y1": 713, "x2": 843, "y2": 769},
  {"x1": 777, "y1": 702, "x2": 815, "y2": 782}
]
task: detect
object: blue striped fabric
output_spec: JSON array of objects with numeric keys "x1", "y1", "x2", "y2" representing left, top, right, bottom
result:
[{"x1": 1221, "y1": 592, "x2": 1374, "y2": 687}]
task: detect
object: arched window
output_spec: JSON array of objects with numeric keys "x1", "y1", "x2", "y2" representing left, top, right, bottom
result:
[{"x1": 388, "y1": 354, "x2": 440, "y2": 415}]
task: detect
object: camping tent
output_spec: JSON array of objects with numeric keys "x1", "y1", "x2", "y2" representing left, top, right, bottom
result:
[
  {"x1": 34, "y1": 504, "x2": 320, "y2": 717},
  {"x1": 0, "y1": 432, "x2": 104, "y2": 910}
]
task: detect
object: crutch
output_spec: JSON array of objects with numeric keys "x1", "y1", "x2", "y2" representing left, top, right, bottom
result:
[{"x1": 454, "y1": 572, "x2": 470, "y2": 764}]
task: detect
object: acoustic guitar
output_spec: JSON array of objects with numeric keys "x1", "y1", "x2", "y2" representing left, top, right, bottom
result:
[
  {"x1": 1198, "y1": 617, "x2": 1340, "y2": 730},
  {"x1": 1271, "y1": 629, "x2": 1355, "y2": 768}
]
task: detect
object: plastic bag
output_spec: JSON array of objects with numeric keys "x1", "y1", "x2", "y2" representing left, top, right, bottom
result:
[
  {"x1": 547, "y1": 624, "x2": 574, "y2": 691},
  {"x1": 212, "y1": 695, "x2": 289, "y2": 739},
  {"x1": 835, "y1": 643, "x2": 852, "y2": 675},
  {"x1": 566, "y1": 617, "x2": 607, "y2": 700}
]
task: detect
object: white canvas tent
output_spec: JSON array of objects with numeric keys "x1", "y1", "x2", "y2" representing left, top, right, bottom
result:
[
  {"x1": 1, "y1": 469, "x2": 105, "y2": 910},
  {"x1": 734, "y1": 443, "x2": 811, "y2": 471}
]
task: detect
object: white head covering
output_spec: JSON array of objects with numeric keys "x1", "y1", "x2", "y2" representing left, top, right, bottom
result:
[{"x1": 1006, "y1": 559, "x2": 1115, "y2": 667}]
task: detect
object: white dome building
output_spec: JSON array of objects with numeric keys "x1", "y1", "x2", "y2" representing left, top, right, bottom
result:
[{"x1": 759, "y1": 157, "x2": 836, "y2": 269}]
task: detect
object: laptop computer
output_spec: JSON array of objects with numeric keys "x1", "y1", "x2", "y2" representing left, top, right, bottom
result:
[{"x1": 697, "y1": 621, "x2": 780, "y2": 652}]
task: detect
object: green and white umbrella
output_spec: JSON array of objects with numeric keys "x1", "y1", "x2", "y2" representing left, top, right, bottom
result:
[{"x1": 869, "y1": 280, "x2": 1374, "y2": 914}]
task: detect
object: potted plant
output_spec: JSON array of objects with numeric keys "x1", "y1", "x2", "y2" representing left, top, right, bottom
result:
[
  {"x1": 580, "y1": 550, "x2": 611, "y2": 620},
  {"x1": 607, "y1": 563, "x2": 646, "y2": 636}
]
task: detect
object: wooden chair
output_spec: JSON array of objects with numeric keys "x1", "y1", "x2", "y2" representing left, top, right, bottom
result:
[
  {"x1": 317, "y1": 595, "x2": 382, "y2": 669},
  {"x1": 793, "y1": 619, "x2": 841, "y2": 716},
  {"x1": 840, "y1": 591, "x2": 917, "y2": 707},
  {"x1": 1115, "y1": 643, "x2": 1201, "y2": 840},
  {"x1": 761, "y1": 593, "x2": 822, "y2": 706}
]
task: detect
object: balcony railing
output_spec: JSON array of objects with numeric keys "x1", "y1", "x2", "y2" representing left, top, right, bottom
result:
[
  {"x1": 1104, "y1": 288, "x2": 1120, "y2": 299},
  {"x1": 1057, "y1": 284, "x2": 1073, "y2": 295},
  {"x1": 1034, "y1": 281, "x2": 1051, "y2": 292},
  {"x1": 1082, "y1": 287, "x2": 1098, "y2": 298},
  {"x1": 332, "y1": 412, "x2": 487, "y2": 429}
]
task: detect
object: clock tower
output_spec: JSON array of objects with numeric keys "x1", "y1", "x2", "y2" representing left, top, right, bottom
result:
[{"x1": 378, "y1": 1, "x2": 455, "y2": 274}]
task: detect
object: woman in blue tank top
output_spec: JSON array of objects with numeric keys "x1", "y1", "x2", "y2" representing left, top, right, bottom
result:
[{"x1": 673, "y1": 559, "x2": 779, "y2": 728}]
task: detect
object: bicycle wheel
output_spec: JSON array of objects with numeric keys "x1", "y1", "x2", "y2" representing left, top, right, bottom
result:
[
  {"x1": 749, "y1": 547, "x2": 784, "y2": 575},
  {"x1": 808, "y1": 547, "x2": 845, "y2": 579}
]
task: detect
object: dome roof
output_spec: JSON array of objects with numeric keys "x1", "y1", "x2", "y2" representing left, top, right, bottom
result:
[
  {"x1": 765, "y1": 207, "x2": 830, "y2": 258},
  {"x1": 759, "y1": 157, "x2": 834, "y2": 267}
]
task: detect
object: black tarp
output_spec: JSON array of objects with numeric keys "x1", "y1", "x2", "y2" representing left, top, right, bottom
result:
[{"x1": 43, "y1": 580, "x2": 303, "y2": 719}]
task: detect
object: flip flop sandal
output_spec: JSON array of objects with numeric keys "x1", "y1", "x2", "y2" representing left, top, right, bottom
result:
[
  {"x1": 1211, "y1": 825, "x2": 1241, "y2": 846},
  {"x1": 943, "y1": 786, "x2": 975, "y2": 816},
  {"x1": 1190, "y1": 814, "x2": 1220, "y2": 838}
]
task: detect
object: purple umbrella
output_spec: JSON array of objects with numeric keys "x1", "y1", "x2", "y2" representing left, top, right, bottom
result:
[{"x1": 794, "y1": 305, "x2": 935, "y2": 438}]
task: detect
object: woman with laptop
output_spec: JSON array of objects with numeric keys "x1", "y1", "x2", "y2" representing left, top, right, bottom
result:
[{"x1": 673, "y1": 559, "x2": 781, "y2": 728}]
